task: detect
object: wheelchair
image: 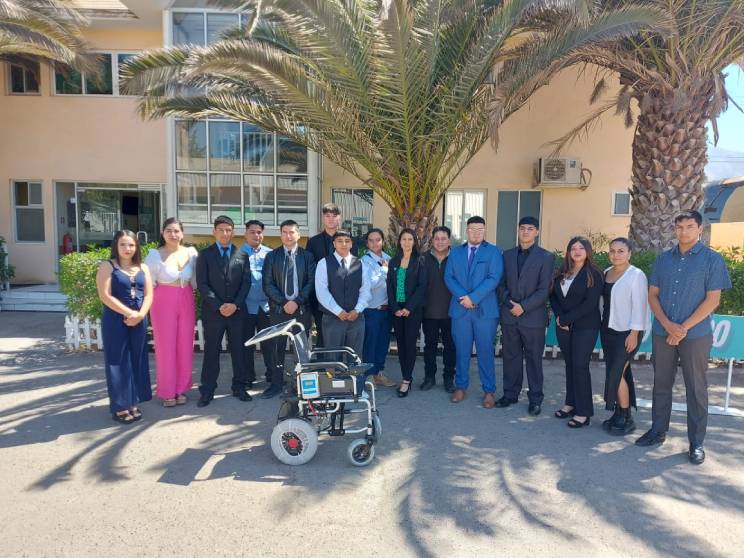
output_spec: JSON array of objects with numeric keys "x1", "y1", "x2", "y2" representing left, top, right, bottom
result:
[{"x1": 245, "y1": 319, "x2": 381, "y2": 467}]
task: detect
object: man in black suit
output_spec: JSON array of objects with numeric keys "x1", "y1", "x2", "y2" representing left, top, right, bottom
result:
[
  {"x1": 496, "y1": 216, "x2": 554, "y2": 415},
  {"x1": 196, "y1": 215, "x2": 253, "y2": 407},
  {"x1": 306, "y1": 203, "x2": 357, "y2": 346},
  {"x1": 261, "y1": 219, "x2": 316, "y2": 399}
]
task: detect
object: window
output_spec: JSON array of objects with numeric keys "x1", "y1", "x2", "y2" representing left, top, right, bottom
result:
[
  {"x1": 612, "y1": 191, "x2": 631, "y2": 216},
  {"x1": 116, "y1": 53, "x2": 141, "y2": 95},
  {"x1": 172, "y1": 11, "x2": 245, "y2": 47},
  {"x1": 444, "y1": 190, "x2": 486, "y2": 243},
  {"x1": 175, "y1": 119, "x2": 309, "y2": 226},
  {"x1": 496, "y1": 190, "x2": 541, "y2": 248},
  {"x1": 14, "y1": 181, "x2": 45, "y2": 242},
  {"x1": 54, "y1": 52, "x2": 138, "y2": 96},
  {"x1": 7, "y1": 62, "x2": 40, "y2": 94},
  {"x1": 332, "y1": 188, "x2": 374, "y2": 242}
]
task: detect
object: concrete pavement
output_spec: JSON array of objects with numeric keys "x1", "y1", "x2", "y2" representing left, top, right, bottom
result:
[{"x1": 1, "y1": 312, "x2": 743, "y2": 557}]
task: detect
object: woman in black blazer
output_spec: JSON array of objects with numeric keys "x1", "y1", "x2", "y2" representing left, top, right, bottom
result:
[
  {"x1": 387, "y1": 228, "x2": 428, "y2": 398},
  {"x1": 549, "y1": 236, "x2": 604, "y2": 428}
]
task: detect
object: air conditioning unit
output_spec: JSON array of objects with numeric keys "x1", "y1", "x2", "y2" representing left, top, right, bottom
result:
[{"x1": 535, "y1": 157, "x2": 583, "y2": 187}]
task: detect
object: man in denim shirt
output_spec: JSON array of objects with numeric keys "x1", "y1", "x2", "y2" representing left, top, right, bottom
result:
[
  {"x1": 241, "y1": 220, "x2": 274, "y2": 389},
  {"x1": 636, "y1": 210, "x2": 731, "y2": 465}
]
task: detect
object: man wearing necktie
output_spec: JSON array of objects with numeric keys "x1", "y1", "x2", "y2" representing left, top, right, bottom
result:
[
  {"x1": 261, "y1": 219, "x2": 316, "y2": 399},
  {"x1": 195, "y1": 215, "x2": 253, "y2": 407},
  {"x1": 444, "y1": 216, "x2": 504, "y2": 408},
  {"x1": 315, "y1": 230, "x2": 372, "y2": 363}
]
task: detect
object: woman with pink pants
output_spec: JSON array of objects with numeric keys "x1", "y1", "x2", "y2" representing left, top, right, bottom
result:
[{"x1": 144, "y1": 218, "x2": 198, "y2": 407}]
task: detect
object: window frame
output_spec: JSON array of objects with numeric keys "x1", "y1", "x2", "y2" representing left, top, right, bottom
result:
[
  {"x1": 173, "y1": 118, "x2": 310, "y2": 228},
  {"x1": 171, "y1": 8, "x2": 252, "y2": 47},
  {"x1": 611, "y1": 191, "x2": 631, "y2": 216},
  {"x1": 443, "y1": 188, "x2": 488, "y2": 243},
  {"x1": 52, "y1": 51, "x2": 141, "y2": 97},
  {"x1": 494, "y1": 189, "x2": 543, "y2": 248},
  {"x1": 6, "y1": 61, "x2": 41, "y2": 95},
  {"x1": 166, "y1": 7, "x2": 319, "y2": 235},
  {"x1": 12, "y1": 179, "x2": 46, "y2": 244}
]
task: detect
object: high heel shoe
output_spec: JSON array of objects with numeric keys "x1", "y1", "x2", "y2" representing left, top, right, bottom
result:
[
  {"x1": 554, "y1": 407, "x2": 575, "y2": 419},
  {"x1": 397, "y1": 380, "x2": 412, "y2": 398},
  {"x1": 567, "y1": 416, "x2": 591, "y2": 428}
]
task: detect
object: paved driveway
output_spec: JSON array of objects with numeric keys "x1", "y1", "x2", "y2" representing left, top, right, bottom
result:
[{"x1": 1, "y1": 312, "x2": 743, "y2": 557}]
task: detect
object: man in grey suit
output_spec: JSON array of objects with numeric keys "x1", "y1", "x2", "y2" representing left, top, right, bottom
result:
[{"x1": 496, "y1": 216, "x2": 555, "y2": 415}]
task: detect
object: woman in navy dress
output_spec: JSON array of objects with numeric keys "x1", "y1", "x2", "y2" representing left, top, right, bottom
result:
[{"x1": 95, "y1": 230, "x2": 154, "y2": 423}]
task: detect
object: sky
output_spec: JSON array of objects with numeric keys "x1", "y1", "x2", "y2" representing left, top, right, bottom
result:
[
  {"x1": 706, "y1": 64, "x2": 744, "y2": 180},
  {"x1": 714, "y1": 65, "x2": 744, "y2": 152}
]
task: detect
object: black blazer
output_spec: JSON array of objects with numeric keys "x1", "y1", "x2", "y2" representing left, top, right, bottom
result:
[
  {"x1": 306, "y1": 231, "x2": 359, "y2": 262},
  {"x1": 549, "y1": 266, "x2": 603, "y2": 330},
  {"x1": 387, "y1": 254, "x2": 428, "y2": 313},
  {"x1": 196, "y1": 243, "x2": 252, "y2": 319},
  {"x1": 498, "y1": 245, "x2": 555, "y2": 328},
  {"x1": 262, "y1": 246, "x2": 316, "y2": 313}
]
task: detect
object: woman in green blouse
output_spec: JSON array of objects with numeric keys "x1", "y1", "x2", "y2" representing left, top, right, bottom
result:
[{"x1": 387, "y1": 229, "x2": 428, "y2": 397}]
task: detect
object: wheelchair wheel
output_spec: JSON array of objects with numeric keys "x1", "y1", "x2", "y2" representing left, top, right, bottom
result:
[
  {"x1": 372, "y1": 413, "x2": 382, "y2": 443},
  {"x1": 271, "y1": 419, "x2": 318, "y2": 466},
  {"x1": 347, "y1": 438, "x2": 375, "y2": 467}
]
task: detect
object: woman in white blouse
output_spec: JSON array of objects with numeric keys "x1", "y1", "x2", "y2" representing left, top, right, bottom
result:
[
  {"x1": 144, "y1": 218, "x2": 198, "y2": 407},
  {"x1": 600, "y1": 237, "x2": 649, "y2": 435}
]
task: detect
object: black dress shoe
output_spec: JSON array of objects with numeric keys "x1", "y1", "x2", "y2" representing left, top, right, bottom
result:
[
  {"x1": 246, "y1": 380, "x2": 254, "y2": 390},
  {"x1": 196, "y1": 394, "x2": 213, "y2": 408},
  {"x1": 528, "y1": 403, "x2": 541, "y2": 416},
  {"x1": 420, "y1": 378, "x2": 436, "y2": 391},
  {"x1": 232, "y1": 389, "x2": 253, "y2": 402},
  {"x1": 689, "y1": 445, "x2": 705, "y2": 465},
  {"x1": 635, "y1": 429, "x2": 666, "y2": 447},
  {"x1": 443, "y1": 379, "x2": 455, "y2": 393},
  {"x1": 260, "y1": 385, "x2": 283, "y2": 399},
  {"x1": 495, "y1": 396, "x2": 517, "y2": 408}
]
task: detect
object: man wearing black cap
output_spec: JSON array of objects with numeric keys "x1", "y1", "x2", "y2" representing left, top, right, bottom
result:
[
  {"x1": 496, "y1": 216, "x2": 555, "y2": 415},
  {"x1": 307, "y1": 203, "x2": 358, "y2": 346}
]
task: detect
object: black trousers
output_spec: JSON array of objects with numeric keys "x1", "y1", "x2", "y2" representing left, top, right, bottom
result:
[
  {"x1": 651, "y1": 334, "x2": 712, "y2": 446},
  {"x1": 312, "y1": 304, "x2": 325, "y2": 347},
  {"x1": 556, "y1": 327, "x2": 598, "y2": 417},
  {"x1": 422, "y1": 317, "x2": 455, "y2": 381},
  {"x1": 501, "y1": 323, "x2": 545, "y2": 404},
  {"x1": 200, "y1": 312, "x2": 247, "y2": 396},
  {"x1": 393, "y1": 310, "x2": 423, "y2": 381},
  {"x1": 243, "y1": 310, "x2": 275, "y2": 384},
  {"x1": 269, "y1": 307, "x2": 312, "y2": 387}
]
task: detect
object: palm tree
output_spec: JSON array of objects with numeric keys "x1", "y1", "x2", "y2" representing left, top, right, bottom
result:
[
  {"x1": 0, "y1": 0, "x2": 92, "y2": 76},
  {"x1": 123, "y1": 0, "x2": 661, "y2": 246},
  {"x1": 549, "y1": 0, "x2": 744, "y2": 251}
]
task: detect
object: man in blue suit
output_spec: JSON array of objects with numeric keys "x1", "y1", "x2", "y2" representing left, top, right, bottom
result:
[{"x1": 445, "y1": 216, "x2": 504, "y2": 408}]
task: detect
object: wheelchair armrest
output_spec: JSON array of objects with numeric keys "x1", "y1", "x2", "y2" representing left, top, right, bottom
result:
[
  {"x1": 309, "y1": 346, "x2": 362, "y2": 364},
  {"x1": 299, "y1": 361, "x2": 350, "y2": 374}
]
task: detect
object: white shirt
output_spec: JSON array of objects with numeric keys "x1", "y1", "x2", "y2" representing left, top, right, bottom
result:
[
  {"x1": 144, "y1": 246, "x2": 198, "y2": 287},
  {"x1": 362, "y1": 251, "x2": 391, "y2": 309},
  {"x1": 601, "y1": 265, "x2": 651, "y2": 332},
  {"x1": 315, "y1": 251, "x2": 372, "y2": 316},
  {"x1": 560, "y1": 277, "x2": 574, "y2": 297}
]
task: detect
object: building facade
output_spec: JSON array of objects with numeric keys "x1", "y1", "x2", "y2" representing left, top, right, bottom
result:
[{"x1": 1, "y1": 1, "x2": 637, "y2": 285}]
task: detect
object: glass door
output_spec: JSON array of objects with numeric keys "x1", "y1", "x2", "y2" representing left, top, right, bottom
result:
[
  {"x1": 136, "y1": 188, "x2": 161, "y2": 246},
  {"x1": 76, "y1": 188, "x2": 122, "y2": 251}
]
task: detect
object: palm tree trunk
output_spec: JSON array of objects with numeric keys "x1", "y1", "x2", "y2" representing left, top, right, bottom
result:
[
  {"x1": 386, "y1": 205, "x2": 439, "y2": 253},
  {"x1": 628, "y1": 82, "x2": 711, "y2": 252}
]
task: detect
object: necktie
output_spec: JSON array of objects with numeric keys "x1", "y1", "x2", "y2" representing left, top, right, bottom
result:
[
  {"x1": 285, "y1": 251, "x2": 296, "y2": 298},
  {"x1": 221, "y1": 248, "x2": 230, "y2": 273},
  {"x1": 340, "y1": 257, "x2": 347, "y2": 276},
  {"x1": 468, "y1": 246, "x2": 476, "y2": 270}
]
